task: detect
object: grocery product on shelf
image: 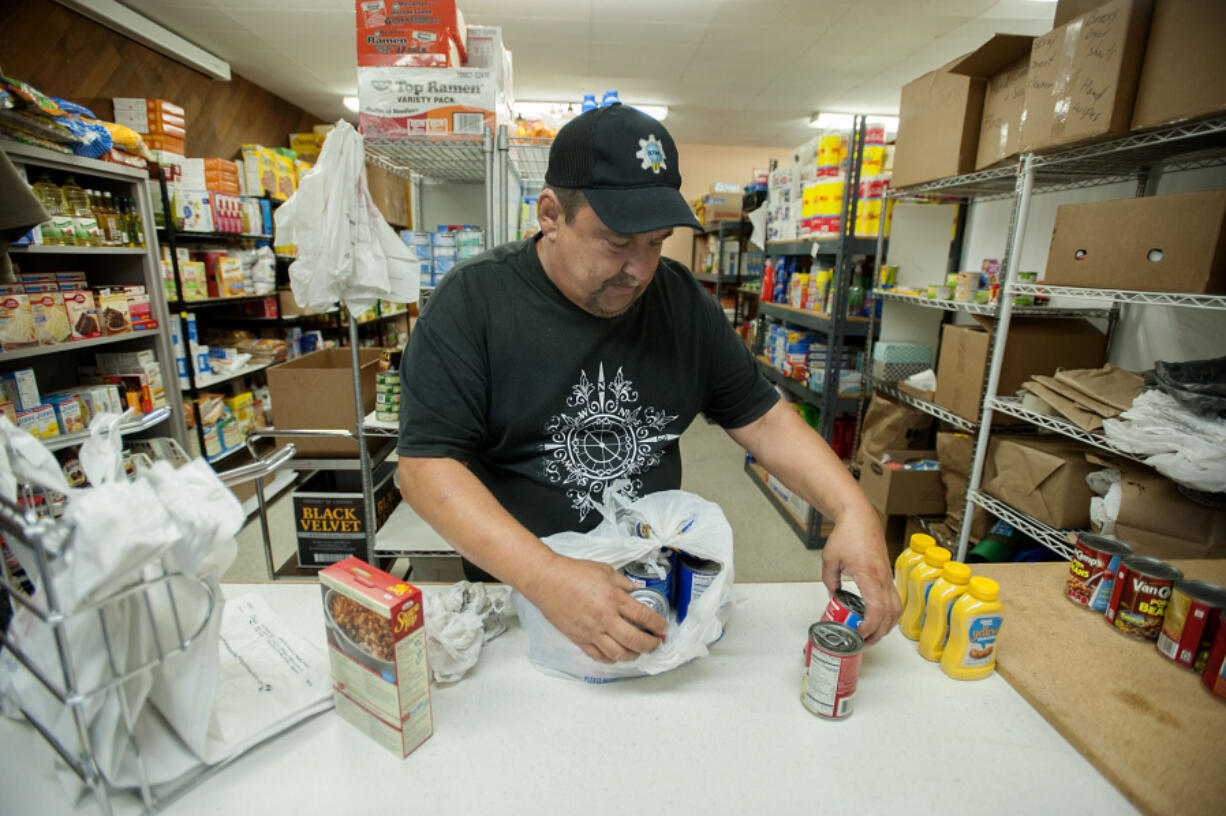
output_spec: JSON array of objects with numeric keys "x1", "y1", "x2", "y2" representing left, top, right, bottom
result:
[
  {"x1": 31, "y1": 174, "x2": 73, "y2": 245},
  {"x1": 61, "y1": 175, "x2": 99, "y2": 247}
]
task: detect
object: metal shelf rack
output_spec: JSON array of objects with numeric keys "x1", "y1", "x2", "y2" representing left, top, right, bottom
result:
[
  {"x1": 873, "y1": 384, "x2": 977, "y2": 434},
  {"x1": 874, "y1": 289, "x2": 1113, "y2": 319},
  {"x1": 1009, "y1": 283, "x2": 1226, "y2": 311},
  {"x1": 988, "y1": 396, "x2": 1146, "y2": 464},
  {"x1": 968, "y1": 489, "x2": 1079, "y2": 561}
]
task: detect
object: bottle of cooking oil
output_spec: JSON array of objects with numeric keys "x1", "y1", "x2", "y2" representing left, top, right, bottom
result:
[
  {"x1": 99, "y1": 191, "x2": 123, "y2": 246},
  {"x1": 124, "y1": 197, "x2": 146, "y2": 247},
  {"x1": 32, "y1": 174, "x2": 74, "y2": 245},
  {"x1": 62, "y1": 177, "x2": 98, "y2": 247}
]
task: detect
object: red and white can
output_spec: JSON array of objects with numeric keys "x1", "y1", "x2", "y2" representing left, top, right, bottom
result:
[
  {"x1": 802, "y1": 621, "x2": 863, "y2": 720},
  {"x1": 820, "y1": 588, "x2": 866, "y2": 631},
  {"x1": 1105, "y1": 556, "x2": 1184, "y2": 641},
  {"x1": 1066, "y1": 533, "x2": 1132, "y2": 611},
  {"x1": 1200, "y1": 610, "x2": 1226, "y2": 701},
  {"x1": 1157, "y1": 580, "x2": 1226, "y2": 670}
]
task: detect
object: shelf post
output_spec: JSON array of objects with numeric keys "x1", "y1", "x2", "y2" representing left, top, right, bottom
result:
[
  {"x1": 483, "y1": 127, "x2": 495, "y2": 249},
  {"x1": 346, "y1": 306, "x2": 379, "y2": 562},
  {"x1": 957, "y1": 154, "x2": 1036, "y2": 560}
]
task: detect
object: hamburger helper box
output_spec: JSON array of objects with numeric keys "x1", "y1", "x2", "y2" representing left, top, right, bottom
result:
[{"x1": 320, "y1": 557, "x2": 433, "y2": 758}]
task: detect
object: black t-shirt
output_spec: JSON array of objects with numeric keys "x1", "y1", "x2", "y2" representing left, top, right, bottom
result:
[{"x1": 397, "y1": 235, "x2": 778, "y2": 539}]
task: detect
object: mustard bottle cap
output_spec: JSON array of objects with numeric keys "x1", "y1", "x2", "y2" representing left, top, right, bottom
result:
[
  {"x1": 923, "y1": 546, "x2": 951, "y2": 568},
  {"x1": 943, "y1": 561, "x2": 972, "y2": 584},
  {"x1": 909, "y1": 533, "x2": 935, "y2": 553},
  {"x1": 968, "y1": 576, "x2": 999, "y2": 601}
]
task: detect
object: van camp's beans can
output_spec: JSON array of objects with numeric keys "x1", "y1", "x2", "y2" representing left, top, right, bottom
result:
[
  {"x1": 1157, "y1": 581, "x2": 1226, "y2": 670},
  {"x1": 1066, "y1": 534, "x2": 1132, "y2": 611},
  {"x1": 1105, "y1": 556, "x2": 1184, "y2": 641},
  {"x1": 676, "y1": 553, "x2": 720, "y2": 623},
  {"x1": 802, "y1": 622, "x2": 863, "y2": 720},
  {"x1": 820, "y1": 589, "x2": 866, "y2": 631},
  {"x1": 1200, "y1": 611, "x2": 1226, "y2": 701}
]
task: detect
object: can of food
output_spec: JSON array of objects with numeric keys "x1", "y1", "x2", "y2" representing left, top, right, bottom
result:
[
  {"x1": 1200, "y1": 610, "x2": 1226, "y2": 701},
  {"x1": 820, "y1": 588, "x2": 866, "y2": 631},
  {"x1": 1156, "y1": 580, "x2": 1226, "y2": 670},
  {"x1": 624, "y1": 552, "x2": 673, "y2": 600},
  {"x1": 801, "y1": 621, "x2": 863, "y2": 720},
  {"x1": 1105, "y1": 556, "x2": 1184, "y2": 640},
  {"x1": 1066, "y1": 534, "x2": 1133, "y2": 611},
  {"x1": 628, "y1": 587, "x2": 669, "y2": 635},
  {"x1": 676, "y1": 552, "x2": 721, "y2": 623}
]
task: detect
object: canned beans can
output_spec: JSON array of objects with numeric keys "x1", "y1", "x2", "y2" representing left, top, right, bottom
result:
[
  {"x1": 1200, "y1": 610, "x2": 1226, "y2": 701},
  {"x1": 820, "y1": 588, "x2": 866, "y2": 631},
  {"x1": 628, "y1": 587, "x2": 669, "y2": 636},
  {"x1": 802, "y1": 622, "x2": 863, "y2": 720},
  {"x1": 1066, "y1": 534, "x2": 1133, "y2": 610},
  {"x1": 624, "y1": 552, "x2": 674, "y2": 601},
  {"x1": 1105, "y1": 556, "x2": 1184, "y2": 640},
  {"x1": 1157, "y1": 581, "x2": 1226, "y2": 670},
  {"x1": 676, "y1": 553, "x2": 720, "y2": 623}
]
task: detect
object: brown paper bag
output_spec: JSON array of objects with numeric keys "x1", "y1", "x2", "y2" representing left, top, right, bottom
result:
[
  {"x1": 1022, "y1": 378, "x2": 1104, "y2": 432},
  {"x1": 1032, "y1": 374, "x2": 1120, "y2": 418},
  {"x1": 855, "y1": 394, "x2": 933, "y2": 469},
  {"x1": 981, "y1": 436, "x2": 1098, "y2": 529},
  {"x1": 1054, "y1": 364, "x2": 1144, "y2": 413},
  {"x1": 936, "y1": 432, "x2": 993, "y2": 540}
]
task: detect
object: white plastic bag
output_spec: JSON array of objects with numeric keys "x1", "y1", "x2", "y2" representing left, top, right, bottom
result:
[
  {"x1": 274, "y1": 119, "x2": 418, "y2": 313},
  {"x1": 512, "y1": 489, "x2": 734, "y2": 683},
  {"x1": 1103, "y1": 389, "x2": 1226, "y2": 492},
  {"x1": 424, "y1": 582, "x2": 511, "y2": 684}
]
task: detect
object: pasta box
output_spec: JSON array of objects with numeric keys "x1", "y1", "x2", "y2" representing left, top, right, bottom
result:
[
  {"x1": 320, "y1": 557, "x2": 433, "y2": 758},
  {"x1": 292, "y1": 462, "x2": 401, "y2": 568}
]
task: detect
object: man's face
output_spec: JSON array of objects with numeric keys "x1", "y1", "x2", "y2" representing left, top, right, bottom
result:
[{"x1": 539, "y1": 195, "x2": 673, "y2": 318}]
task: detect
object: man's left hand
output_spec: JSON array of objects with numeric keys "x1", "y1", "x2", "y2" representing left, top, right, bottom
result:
[{"x1": 821, "y1": 505, "x2": 901, "y2": 645}]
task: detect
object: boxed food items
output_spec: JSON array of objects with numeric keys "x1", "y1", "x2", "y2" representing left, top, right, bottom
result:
[
  {"x1": 143, "y1": 133, "x2": 187, "y2": 155},
  {"x1": 358, "y1": 66, "x2": 506, "y2": 138},
  {"x1": 946, "y1": 35, "x2": 1035, "y2": 170},
  {"x1": 43, "y1": 394, "x2": 85, "y2": 434},
  {"x1": 289, "y1": 132, "x2": 319, "y2": 160},
  {"x1": 700, "y1": 192, "x2": 741, "y2": 226},
  {"x1": 1131, "y1": 0, "x2": 1226, "y2": 130},
  {"x1": 178, "y1": 261, "x2": 210, "y2": 301},
  {"x1": 63, "y1": 289, "x2": 100, "y2": 340},
  {"x1": 1019, "y1": 0, "x2": 1155, "y2": 153},
  {"x1": 0, "y1": 369, "x2": 40, "y2": 411},
  {"x1": 933, "y1": 316, "x2": 1107, "y2": 423},
  {"x1": 857, "y1": 449, "x2": 945, "y2": 517},
  {"x1": 293, "y1": 463, "x2": 401, "y2": 567},
  {"x1": 356, "y1": 0, "x2": 467, "y2": 64},
  {"x1": 125, "y1": 286, "x2": 158, "y2": 332},
  {"x1": 27, "y1": 288, "x2": 71, "y2": 345},
  {"x1": 16, "y1": 404, "x2": 59, "y2": 439},
  {"x1": 981, "y1": 436, "x2": 1098, "y2": 529},
  {"x1": 240, "y1": 145, "x2": 278, "y2": 197},
  {"x1": 0, "y1": 285, "x2": 36, "y2": 350},
  {"x1": 225, "y1": 392, "x2": 254, "y2": 435},
  {"x1": 320, "y1": 557, "x2": 433, "y2": 758},
  {"x1": 112, "y1": 98, "x2": 185, "y2": 128},
  {"x1": 1044, "y1": 190, "x2": 1226, "y2": 294},
  {"x1": 96, "y1": 288, "x2": 132, "y2": 335},
  {"x1": 266, "y1": 348, "x2": 382, "y2": 457}
]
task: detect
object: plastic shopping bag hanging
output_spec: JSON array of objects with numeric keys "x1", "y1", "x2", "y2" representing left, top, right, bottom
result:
[
  {"x1": 512, "y1": 488, "x2": 735, "y2": 683},
  {"x1": 274, "y1": 118, "x2": 418, "y2": 313}
]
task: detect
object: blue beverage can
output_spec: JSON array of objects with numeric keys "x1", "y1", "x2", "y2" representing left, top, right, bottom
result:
[
  {"x1": 676, "y1": 552, "x2": 721, "y2": 623},
  {"x1": 624, "y1": 552, "x2": 673, "y2": 600}
]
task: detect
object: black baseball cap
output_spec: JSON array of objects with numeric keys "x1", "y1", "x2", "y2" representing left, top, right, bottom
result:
[{"x1": 544, "y1": 104, "x2": 702, "y2": 235}]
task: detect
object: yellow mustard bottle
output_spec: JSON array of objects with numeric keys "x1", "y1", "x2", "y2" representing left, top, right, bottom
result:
[
  {"x1": 917, "y1": 561, "x2": 972, "y2": 661},
  {"x1": 899, "y1": 545, "x2": 951, "y2": 641},
  {"x1": 894, "y1": 533, "x2": 935, "y2": 609},
  {"x1": 940, "y1": 576, "x2": 1004, "y2": 680}
]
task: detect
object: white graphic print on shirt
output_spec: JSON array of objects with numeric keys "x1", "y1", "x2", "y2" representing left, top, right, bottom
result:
[{"x1": 541, "y1": 363, "x2": 679, "y2": 522}]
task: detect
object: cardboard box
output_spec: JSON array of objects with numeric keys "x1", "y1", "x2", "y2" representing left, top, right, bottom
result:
[
  {"x1": 891, "y1": 56, "x2": 985, "y2": 189},
  {"x1": 947, "y1": 36, "x2": 1035, "y2": 171},
  {"x1": 1044, "y1": 190, "x2": 1226, "y2": 294},
  {"x1": 0, "y1": 369, "x2": 40, "y2": 412},
  {"x1": 266, "y1": 347, "x2": 382, "y2": 458},
  {"x1": 936, "y1": 431, "x2": 995, "y2": 542},
  {"x1": 63, "y1": 289, "x2": 100, "y2": 339},
  {"x1": 933, "y1": 316, "x2": 1107, "y2": 423},
  {"x1": 16, "y1": 404, "x2": 59, "y2": 439},
  {"x1": 320, "y1": 557, "x2": 432, "y2": 758},
  {"x1": 858, "y1": 449, "x2": 945, "y2": 517},
  {"x1": 96, "y1": 288, "x2": 132, "y2": 336},
  {"x1": 1054, "y1": 0, "x2": 1108, "y2": 27},
  {"x1": 1093, "y1": 456, "x2": 1226, "y2": 558},
  {"x1": 0, "y1": 286, "x2": 36, "y2": 350},
  {"x1": 294, "y1": 463, "x2": 401, "y2": 567},
  {"x1": 981, "y1": 436, "x2": 1098, "y2": 529},
  {"x1": 358, "y1": 66, "x2": 504, "y2": 138},
  {"x1": 1131, "y1": 0, "x2": 1226, "y2": 130},
  {"x1": 1019, "y1": 0, "x2": 1155, "y2": 153},
  {"x1": 701, "y1": 193, "x2": 741, "y2": 226}
]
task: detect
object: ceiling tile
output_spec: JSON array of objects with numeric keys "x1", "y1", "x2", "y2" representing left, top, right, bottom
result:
[{"x1": 590, "y1": 0, "x2": 719, "y2": 25}]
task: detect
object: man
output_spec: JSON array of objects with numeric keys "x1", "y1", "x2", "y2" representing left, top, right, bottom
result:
[{"x1": 398, "y1": 104, "x2": 899, "y2": 666}]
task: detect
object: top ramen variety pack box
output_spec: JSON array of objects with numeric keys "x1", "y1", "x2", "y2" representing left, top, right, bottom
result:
[{"x1": 320, "y1": 557, "x2": 433, "y2": 758}]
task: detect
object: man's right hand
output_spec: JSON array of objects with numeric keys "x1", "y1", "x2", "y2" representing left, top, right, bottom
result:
[{"x1": 524, "y1": 553, "x2": 668, "y2": 664}]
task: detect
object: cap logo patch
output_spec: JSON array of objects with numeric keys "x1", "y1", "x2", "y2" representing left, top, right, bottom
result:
[{"x1": 636, "y1": 134, "x2": 666, "y2": 174}]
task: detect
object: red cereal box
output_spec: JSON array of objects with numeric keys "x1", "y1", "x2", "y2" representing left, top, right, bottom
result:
[{"x1": 320, "y1": 557, "x2": 433, "y2": 758}]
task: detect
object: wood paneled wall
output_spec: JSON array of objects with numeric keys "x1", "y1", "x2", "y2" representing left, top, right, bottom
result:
[{"x1": 0, "y1": 0, "x2": 323, "y2": 159}]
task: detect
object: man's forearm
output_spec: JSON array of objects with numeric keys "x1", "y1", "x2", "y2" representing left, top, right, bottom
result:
[
  {"x1": 397, "y1": 455, "x2": 557, "y2": 596},
  {"x1": 725, "y1": 400, "x2": 873, "y2": 522}
]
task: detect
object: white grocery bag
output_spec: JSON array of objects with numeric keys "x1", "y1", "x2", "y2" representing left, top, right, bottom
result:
[{"x1": 513, "y1": 488, "x2": 734, "y2": 683}]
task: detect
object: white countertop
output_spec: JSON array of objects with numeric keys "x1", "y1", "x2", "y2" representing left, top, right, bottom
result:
[{"x1": 0, "y1": 581, "x2": 1137, "y2": 815}]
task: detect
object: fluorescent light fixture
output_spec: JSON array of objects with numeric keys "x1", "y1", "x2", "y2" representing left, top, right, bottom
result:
[
  {"x1": 808, "y1": 112, "x2": 899, "y2": 132},
  {"x1": 55, "y1": 0, "x2": 231, "y2": 80},
  {"x1": 343, "y1": 96, "x2": 360, "y2": 113},
  {"x1": 514, "y1": 100, "x2": 668, "y2": 122}
]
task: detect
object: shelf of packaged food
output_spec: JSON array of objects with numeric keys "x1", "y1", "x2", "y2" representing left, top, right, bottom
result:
[
  {"x1": 0, "y1": 329, "x2": 161, "y2": 363},
  {"x1": 239, "y1": 467, "x2": 299, "y2": 519},
  {"x1": 3, "y1": 138, "x2": 148, "y2": 178},
  {"x1": 188, "y1": 360, "x2": 275, "y2": 391},
  {"x1": 765, "y1": 238, "x2": 883, "y2": 257},
  {"x1": 40, "y1": 406, "x2": 171, "y2": 453},
  {"x1": 967, "y1": 489, "x2": 1078, "y2": 561},
  {"x1": 988, "y1": 397, "x2": 1146, "y2": 465},
  {"x1": 365, "y1": 135, "x2": 487, "y2": 184},
  {"x1": 758, "y1": 301, "x2": 872, "y2": 337},
  {"x1": 873, "y1": 383, "x2": 977, "y2": 433},
  {"x1": 8, "y1": 244, "x2": 149, "y2": 255},
  {"x1": 168, "y1": 293, "x2": 278, "y2": 309},
  {"x1": 755, "y1": 357, "x2": 861, "y2": 414},
  {"x1": 156, "y1": 228, "x2": 272, "y2": 242},
  {"x1": 745, "y1": 460, "x2": 808, "y2": 540},
  {"x1": 874, "y1": 289, "x2": 1113, "y2": 319},
  {"x1": 1008, "y1": 283, "x2": 1226, "y2": 311}
]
